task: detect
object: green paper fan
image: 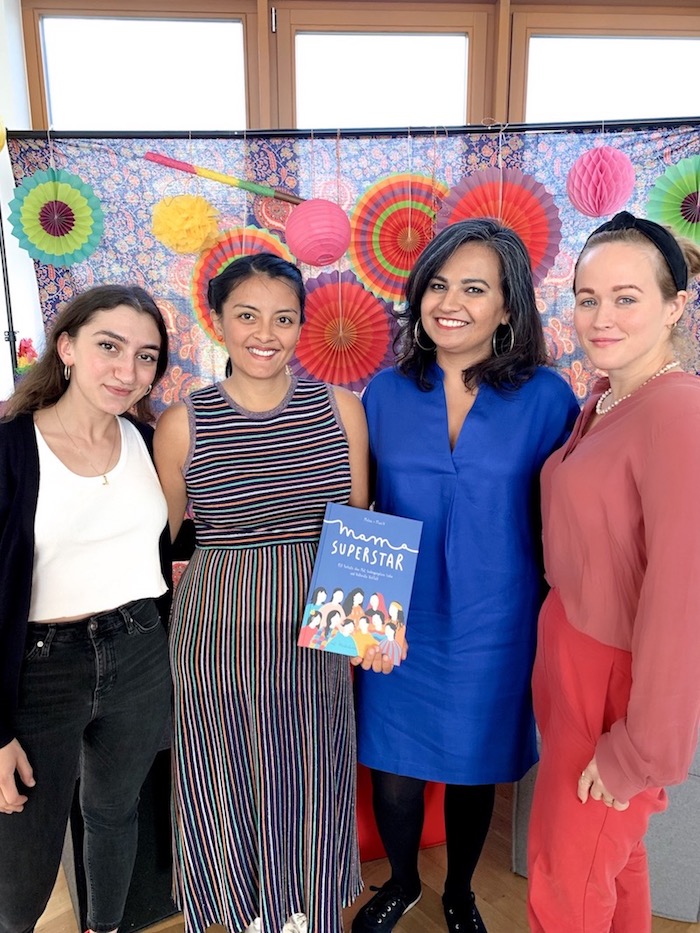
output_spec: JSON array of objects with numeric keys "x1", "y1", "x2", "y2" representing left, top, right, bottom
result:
[
  {"x1": 8, "y1": 168, "x2": 104, "y2": 266},
  {"x1": 646, "y1": 155, "x2": 700, "y2": 244}
]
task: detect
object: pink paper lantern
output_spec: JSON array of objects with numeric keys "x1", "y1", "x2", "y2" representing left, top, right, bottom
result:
[
  {"x1": 285, "y1": 198, "x2": 351, "y2": 266},
  {"x1": 566, "y1": 146, "x2": 636, "y2": 218}
]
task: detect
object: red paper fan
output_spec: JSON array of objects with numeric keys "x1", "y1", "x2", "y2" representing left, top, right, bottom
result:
[
  {"x1": 349, "y1": 173, "x2": 448, "y2": 302},
  {"x1": 191, "y1": 226, "x2": 293, "y2": 341},
  {"x1": 292, "y1": 270, "x2": 395, "y2": 391},
  {"x1": 436, "y1": 168, "x2": 561, "y2": 284}
]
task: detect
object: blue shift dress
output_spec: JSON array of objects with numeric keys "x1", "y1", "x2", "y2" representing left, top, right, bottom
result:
[{"x1": 355, "y1": 364, "x2": 579, "y2": 784}]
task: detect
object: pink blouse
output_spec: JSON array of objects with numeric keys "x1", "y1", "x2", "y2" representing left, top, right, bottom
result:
[{"x1": 541, "y1": 372, "x2": 700, "y2": 802}]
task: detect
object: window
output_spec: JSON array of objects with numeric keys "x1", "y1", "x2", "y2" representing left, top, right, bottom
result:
[
  {"x1": 41, "y1": 17, "x2": 247, "y2": 131},
  {"x1": 19, "y1": 2, "x2": 700, "y2": 130},
  {"x1": 275, "y1": 6, "x2": 489, "y2": 127},
  {"x1": 526, "y1": 36, "x2": 700, "y2": 123},
  {"x1": 295, "y1": 33, "x2": 468, "y2": 129},
  {"x1": 21, "y1": 0, "x2": 259, "y2": 129},
  {"x1": 510, "y1": 11, "x2": 700, "y2": 123}
]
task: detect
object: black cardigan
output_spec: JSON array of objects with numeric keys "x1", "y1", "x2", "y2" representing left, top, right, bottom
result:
[{"x1": 0, "y1": 413, "x2": 175, "y2": 749}]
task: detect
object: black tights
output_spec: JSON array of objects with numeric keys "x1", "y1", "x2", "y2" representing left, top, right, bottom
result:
[{"x1": 370, "y1": 769, "x2": 495, "y2": 905}]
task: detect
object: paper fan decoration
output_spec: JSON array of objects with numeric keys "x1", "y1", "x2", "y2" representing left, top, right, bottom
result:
[
  {"x1": 152, "y1": 194, "x2": 220, "y2": 253},
  {"x1": 8, "y1": 168, "x2": 104, "y2": 266},
  {"x1": 567, "y1": 146, "x2": 636, "y2": 218},
  {"x1": 292, "y1": 270, "x2": 395, "y2": 390},
  {"x1": 647, "y1": 156, "x2": 700, "y2": 244},
  {"x1": 191, "y1": 226, "x2": 293, "y2": 341},
  {"x1": 349, "y1": 173, "x2": 448, "y2": 302},
  {"x1": 436, "y1": 168, "x2": 561, "y2": 284}
]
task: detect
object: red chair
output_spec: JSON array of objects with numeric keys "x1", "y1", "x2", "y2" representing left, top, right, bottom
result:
[{"x1": 356, "y1": 764, "x2": 446, "y2": 861}]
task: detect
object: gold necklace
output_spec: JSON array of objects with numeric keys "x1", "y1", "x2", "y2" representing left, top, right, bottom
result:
[{"x1": 54, "y1": 405, "x2": 119, "y2": 485}]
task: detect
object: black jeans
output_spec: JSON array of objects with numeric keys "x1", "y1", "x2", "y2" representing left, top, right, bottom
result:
[{"x1": 0, "y1": 598, "x2": 171, "y2": 933}]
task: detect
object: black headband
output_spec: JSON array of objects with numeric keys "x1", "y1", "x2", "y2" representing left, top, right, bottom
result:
[{"x1": 588, "y1": 211, "x2": 688, "y2": 292}]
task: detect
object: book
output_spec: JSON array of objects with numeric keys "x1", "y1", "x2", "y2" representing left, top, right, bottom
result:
[{"x1": 298, "y1": 502, "x2": 422, "y2": 664}]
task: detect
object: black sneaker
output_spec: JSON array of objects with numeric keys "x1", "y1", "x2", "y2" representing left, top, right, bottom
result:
[
  {"x1": 442, "y1": 891, "x2": 487, "y2": 933},
  {"x1": 351, "y1": 881, "x2": 422, "y2": 931}
]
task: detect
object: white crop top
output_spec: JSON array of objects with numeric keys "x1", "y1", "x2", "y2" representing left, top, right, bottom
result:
[{"x1": 29, "y1": 417, "x2": 168, "y2": 621}]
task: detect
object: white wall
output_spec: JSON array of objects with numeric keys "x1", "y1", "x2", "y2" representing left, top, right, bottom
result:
[{"x1": 0, "y1": 0, "x2": 44, "y2": 400}]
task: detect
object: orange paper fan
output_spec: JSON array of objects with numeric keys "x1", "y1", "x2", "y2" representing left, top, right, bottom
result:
[
  {"x1": 349, "y1": 173, "x2": 448, "y2": 302},
  {"x1": 436, "y1": 168, "x2": 561, "y2": 284},
  {"x1": 292, "y1": 271, "x2": 395, "y2": 391},
  {"x1": 191, "y1": 226, "x2": 293, "y2": 341}
]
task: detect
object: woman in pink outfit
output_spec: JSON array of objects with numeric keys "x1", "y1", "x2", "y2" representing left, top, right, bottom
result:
[{"x1": 527, "y1": 212, "x2": 700, "y2": 933}]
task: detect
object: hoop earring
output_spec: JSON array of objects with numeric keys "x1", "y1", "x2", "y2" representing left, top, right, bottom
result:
[
  {"x1": 413, "y1": 320, "x2": 434, "y2": 352},
  {"x1": 492, "y1": 321, "x2": 515, "y2": 357},
  {"x1": 63, "y1": 364, "x2": 71, "y2": 381},
  {"x1": 285, "y1": 364, "x2": 292, "y2": 376},
  {"x1": 144, "y1": 384, "x2": 152, "y2": 396}
]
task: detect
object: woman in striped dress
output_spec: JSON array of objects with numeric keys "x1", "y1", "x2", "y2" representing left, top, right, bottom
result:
[{"x1": 154, "y1": 254, "x2": 369, "y2": 933}]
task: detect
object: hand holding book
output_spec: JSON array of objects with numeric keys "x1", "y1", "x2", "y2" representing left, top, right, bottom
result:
[
  {"x1": 350, "y1": 638, "x2": 409, "y2": 674},
  {"x1": 298, "y1": 503, "x2": 422, "y2": 669}
]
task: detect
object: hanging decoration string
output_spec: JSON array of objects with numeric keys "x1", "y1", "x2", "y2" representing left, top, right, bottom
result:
[
  {"x1": 430, "y1": 127, "x2": 443, "y2": 235},
  {"x1": 187, "y1": 127, "x2": 197, "y2": 194},
  {"x1": 335, "y1": 128, "x2": 342, "y2": 208},
  {"x1": 47, "y1": 124, "x2": 56, "y2": 171},
  {"x1": 242, "y1": 128, "x2": 248, "y2": 255},
  {"x1": 335, "y1": 127, "x2": 345, "y2": 346},
  {"x1": 497, "y1": 123, "x2": 506, "y2": 222},
  {"x1": 309, "y1": 127, "x2": 316, "y2": 199},
  {"x1": 407, "y1": 126, "x2": 413, "y2": 241}
]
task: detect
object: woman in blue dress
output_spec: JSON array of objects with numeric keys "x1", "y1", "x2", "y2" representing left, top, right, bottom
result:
[{"x1": 352, "y1": 219, "x2": 580, "y2": 933}]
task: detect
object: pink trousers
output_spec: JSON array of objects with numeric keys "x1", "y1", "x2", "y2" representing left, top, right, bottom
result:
[{"x1": 527, "y1": 590, "x2": 666, "y2": 933}]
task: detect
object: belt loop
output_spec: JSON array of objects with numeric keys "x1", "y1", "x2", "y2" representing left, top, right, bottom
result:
[
  {"x1": 119, "y1": 603, "x2": 135, "y2": 633},
  {"x1": 35, "y1": 625, "x2": 56, "y2": 657}
]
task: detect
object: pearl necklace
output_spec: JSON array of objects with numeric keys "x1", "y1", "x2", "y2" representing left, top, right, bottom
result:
[{"x1": 595, "y1": 360, "x2": 681, "y2": 416}]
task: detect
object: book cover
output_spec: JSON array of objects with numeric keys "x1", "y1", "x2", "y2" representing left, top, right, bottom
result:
[{"x1": 298, "y1": 502, "x2": 422, "y2": 664}]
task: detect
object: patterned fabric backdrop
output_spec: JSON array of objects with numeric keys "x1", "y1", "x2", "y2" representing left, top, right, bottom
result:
[{"x1": 6, "y1": 124, "x2": 700, "y2": 409}]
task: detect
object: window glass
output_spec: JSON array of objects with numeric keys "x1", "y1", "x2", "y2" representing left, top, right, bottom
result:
[
  {"x1": 526, "y1": 36, "x2": 700, "y2": 122},
  {"x1": 295, "y1": 33, "x2": 468, "y2": 128},
  {"x1": 41, "y1": 17, "x2": 247, "y2": 130}
]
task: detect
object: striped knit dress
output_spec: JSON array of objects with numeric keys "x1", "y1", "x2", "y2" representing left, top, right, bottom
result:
[{"x1": 169, "y1": 378, "x2": 362, "y2": 933}]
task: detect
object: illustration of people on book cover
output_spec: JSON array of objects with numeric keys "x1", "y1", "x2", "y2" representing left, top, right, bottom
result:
[{"x1": 298, "y1": 503, "x2": 422, "y2": 664}]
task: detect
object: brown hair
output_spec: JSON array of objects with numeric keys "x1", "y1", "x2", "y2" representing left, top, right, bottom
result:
[{"x1": 4, "y1": 285, "x2": 169, "y2": 422}]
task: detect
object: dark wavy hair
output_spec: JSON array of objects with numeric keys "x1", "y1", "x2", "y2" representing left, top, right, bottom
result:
[
  {"x1": 208, "y1": 252, "x2": 306, "y2": 321},
  {"x1": 4, "y1": 285, "x2": 168, "y2": 421},
  {"x1": 396, "y1": 219, "x2": 549, "y2": 391},
  {"x1": 208, "y1": 252, "x2": 306, "y2": 378}
]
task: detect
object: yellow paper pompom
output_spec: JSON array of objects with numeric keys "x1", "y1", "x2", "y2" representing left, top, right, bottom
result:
[
  {"x1": 0, "y1": 120, "x2": 6, "y2": 153},
  {"x1": 152, "y1": 194, "x2": 220, "y2": 253}
]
